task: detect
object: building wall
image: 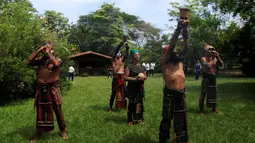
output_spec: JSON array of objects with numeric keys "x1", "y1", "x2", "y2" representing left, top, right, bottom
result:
[
  {"x1": 70, "y1": 54, "x2": 112, "y2": 75},
  {"x1": 74, "y1": 60, "x2": 79, "y2": 75}
]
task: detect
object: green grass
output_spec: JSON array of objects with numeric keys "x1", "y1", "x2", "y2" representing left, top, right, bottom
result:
[{"x1": 0, "y1": 74, "x2": 255, "y2": 143}]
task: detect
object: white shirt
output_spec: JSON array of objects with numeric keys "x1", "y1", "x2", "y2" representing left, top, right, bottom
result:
[
  {"x1": 150, "y1": 63, "x2": 155, "y2": 70},
  {"x1": 145, "y1": 63, "x2": 150, "y2": 71},
  {"x1": 142, "y1": 63, "x2": 146, "y2": 67},
  {"x1": 69, "y1": 66, "x2": 75, "y2": 73}
]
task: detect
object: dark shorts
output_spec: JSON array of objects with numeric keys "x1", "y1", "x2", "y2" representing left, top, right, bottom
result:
[
  {"x1": 162, "y1": 87, "x2": 186, "y2": 120},
  {"x1": 126, "y1": 82, "x2": 144, "y2": 103}
]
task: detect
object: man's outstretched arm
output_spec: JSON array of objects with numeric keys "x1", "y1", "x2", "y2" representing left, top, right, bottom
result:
[
  {"x1": 160, "y1": 21, "x2": 182, "y2": 66},
  {"x1": 181, "y1": 21, "x2": 189, "y2": 55},
  {"x1": 123, "y1": 42, "x2": 129, "y2": 61},
  {"x1": 26, "y1": 46, "x2": 45, "y2": 65},
  {"x1": 216, "y1": 52, "x2": 224, "y2": 67},
  {"x1": 112, "y1": 42, "x2": 124, "y2": 59}
]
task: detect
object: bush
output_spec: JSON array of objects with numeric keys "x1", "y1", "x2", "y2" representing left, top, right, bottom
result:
[
  {"x1": 81, "y1": 72, "x2": 89, "y2": 77},
  {"x1": 0, "y1": 0, "x2": 73, "y2": 104}
]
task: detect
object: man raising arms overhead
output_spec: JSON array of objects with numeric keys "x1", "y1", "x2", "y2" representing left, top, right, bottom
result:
[
  {"x1": 159, "y1": 19, "x2": 190, "y2": 143},
  {"x1": 108, "y1": 41, "x2": 129, "y2": 112},
  {"x1": 26, "y1": 42, "x2": 68, "y2": 143}
]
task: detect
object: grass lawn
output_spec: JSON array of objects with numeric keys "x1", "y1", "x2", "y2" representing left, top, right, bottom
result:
[{"x1": 0, "y1": 74, "x2": 255, "y2": 143}]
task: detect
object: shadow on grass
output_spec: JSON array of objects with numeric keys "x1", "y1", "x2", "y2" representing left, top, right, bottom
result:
[
  {"x1": 119, "y1": 134, "x2": 157, "y2": 143},
  {"x1": 187, "y1": 106, "x2": 200, "y2": 114},
  {"x1": 88, "y1": 104, "x2": 109, "y2": 112},
  {"x1": 5, "y1": 125, "x2": 35, "y2": 141},
  {"x1": 217, "y1": 82, "x2": 255, "y2": 101},
  {"x1": 88, "y1": 104, "x2": 128, "y2": 113},
  {"x1": 6, "y1": 125, "x2": 61, "y2": 141},
  {"x1": 104, "y1": 115, "x2": 127, "y2": 125},
  {"x1": 185, "y1": 81, "x2": 255, "y2": 116},
  {"x1": 186, "y1": 81, "x2": 255, "y2": 101}
]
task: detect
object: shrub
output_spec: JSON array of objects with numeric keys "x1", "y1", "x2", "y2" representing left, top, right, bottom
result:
[
  {"x1": 0, "y1": 0, "x2": 73, "y2": 104},
  {"x1": 81, "y1": 72, "x2": 89, "y2": 77}
]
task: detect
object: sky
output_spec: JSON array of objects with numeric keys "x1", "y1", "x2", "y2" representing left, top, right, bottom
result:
[{"x1": 30, "y1": 0, "x2": 186, "y2": 34}]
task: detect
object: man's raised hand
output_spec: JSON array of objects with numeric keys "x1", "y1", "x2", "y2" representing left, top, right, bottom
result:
[
  {"x1": 177, "y1": 19, "x2": 189, "y2": 29},
  {"x1": 37, "y1": 46, "x2": 47, "y2": 53}
]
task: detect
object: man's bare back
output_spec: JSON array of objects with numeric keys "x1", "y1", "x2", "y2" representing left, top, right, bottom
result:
[{"x1": 112, "y1": 56, "x2": 125, "y2": 74}]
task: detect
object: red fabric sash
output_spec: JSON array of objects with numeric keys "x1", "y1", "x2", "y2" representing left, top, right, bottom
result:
[
  {"x1": 114, "y1": 74, "x2": 125, "y2": 109},
  {"x1": 36, "y1": 85, "x2": 54, "y2": 132}
]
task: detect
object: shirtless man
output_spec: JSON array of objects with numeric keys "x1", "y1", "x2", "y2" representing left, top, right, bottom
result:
[
  {"x1": 199, "y1": 44, "x2": 224, "y2": 115},
  {"x1": 26, "y1": 42, "x2": 68, "y2": 143},
  {"x1": 159, "y1": 19, "x2": 189, "y2": 143},
  {"x1": 108, "y1": 41, "x2": 129, "y2": 112}
]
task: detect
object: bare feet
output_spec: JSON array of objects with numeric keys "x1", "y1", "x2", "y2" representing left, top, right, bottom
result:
[
  {"x1": 128, "y1": 122, "x2": 133, "y2": 126},
  {"x1": 30, "y1": 132, "x2": 41, "y2": 143},
  {"x1": 138, "y1": 120, "x2": 144, "y2": 125},
  {"x1": 30, "y1": 139, "x2": 36, "y2": 143},
  {"x1": 200, "y1": 112, "x2": 205, "y2": 116},
  {"x1": 215, "y1": 109, "x2": 224, "y2": 115},
  {"x1": 108, "y1": 109, "x2": 112, "y2": 112},
  {"x1": 61, "y1": 131, "x2": 68, "y2": 140}
]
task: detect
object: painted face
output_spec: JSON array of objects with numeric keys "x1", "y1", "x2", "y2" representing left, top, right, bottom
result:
[
  {"x1": 204, "y1": 50, "x2": 210, "y2": 57},
  {"x1": 132, "y1": 52, "x2": 140, "y2": 61}
]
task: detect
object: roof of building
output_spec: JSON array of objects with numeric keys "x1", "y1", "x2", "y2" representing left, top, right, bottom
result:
[{"x1": 69, "y1": 51, "x2": 112, "y2": 59}]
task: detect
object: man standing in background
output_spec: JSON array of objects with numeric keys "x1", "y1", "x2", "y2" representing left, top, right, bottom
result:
[
  {"x1": 68, "y1": 65, "x2": 75, "y2": 81},
  {"x1": 142, "y1": 62, "x2": 146, "y2": 68},
  {"x1": 145, "y1": 62, "x2": 150, "y2": 77},
  {"x1": 199, "y1": 44, "x2": 224, "y2": 115},
  {"x1": 107, "y1": 66, "x2": 113, "y2": 78},
  {"x1": 195, "y1": 60, "x2": 201, "y2": 80},
  {"x1": 150, "y1": 62, "x2": 155, "y2": 76}
]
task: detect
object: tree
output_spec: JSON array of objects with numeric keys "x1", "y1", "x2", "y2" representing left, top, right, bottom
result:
[
  {"x1": 0, "y1": 0, "x2": 72, "y2": 104},
  {"x1": 200, "y1": 0, "x2": 255, "y2": 76},
  {"x1": 42, "y1": 10, "x2": 70, "y2": 38},
  {"x1": 167, "y1": 0, "x2": 231, "y2": 72},
  {"x1": 69, "y1": 3, "x2": 124, "y2": 55},
  {"x1": 68, "y1": 3, "x2": 163, "y2": 72}
]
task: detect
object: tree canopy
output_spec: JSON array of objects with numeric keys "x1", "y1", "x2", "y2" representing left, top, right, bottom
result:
[{"x1": 0, "y1": 0, "x2": 254, "y2": 103}]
